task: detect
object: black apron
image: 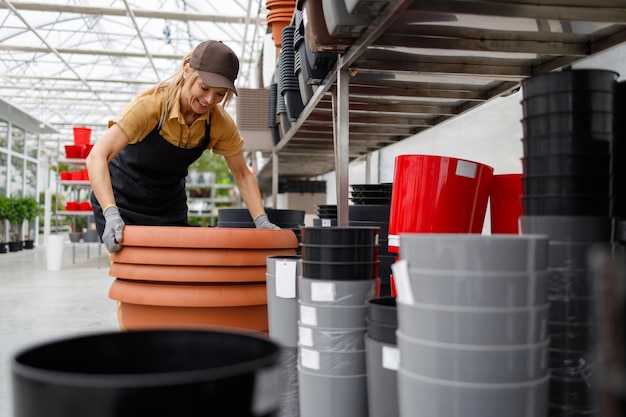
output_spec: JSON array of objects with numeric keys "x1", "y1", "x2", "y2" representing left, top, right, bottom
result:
[{"x1": 91, "y1": 120, "x2": 212, "y2": 238}]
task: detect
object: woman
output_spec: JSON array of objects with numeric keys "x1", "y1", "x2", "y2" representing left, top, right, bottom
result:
[{"x1": 87, "y1": 40, "x2": 278, "y2": 253}]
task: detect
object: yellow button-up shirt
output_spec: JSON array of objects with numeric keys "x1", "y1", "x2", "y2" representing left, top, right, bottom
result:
[{"x1": 110, "y1": 89, "x2": 243, "y2": 157}]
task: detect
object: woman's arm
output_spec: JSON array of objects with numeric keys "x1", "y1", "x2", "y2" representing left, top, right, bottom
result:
[
  {"x1": 224, "y1": 151, "x2": 266, "y2": 220},
  {"x1": 86, "y1": 124, "x2": 130, "y2": 209}
]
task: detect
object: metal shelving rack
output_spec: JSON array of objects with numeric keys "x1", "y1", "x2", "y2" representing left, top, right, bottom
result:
[{"x1": 257, "y1": 0, "x2": 626, "y2": 225}]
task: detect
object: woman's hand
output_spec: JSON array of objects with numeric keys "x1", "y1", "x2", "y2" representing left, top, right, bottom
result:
[{"x1": 103, "y1": 206, "x2": 125, "y2": 252}]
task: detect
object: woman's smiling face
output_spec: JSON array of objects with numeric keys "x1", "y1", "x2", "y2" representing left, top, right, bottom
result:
[{"x1": 183, "y1": 77, "x2": 228, "y2": 115}]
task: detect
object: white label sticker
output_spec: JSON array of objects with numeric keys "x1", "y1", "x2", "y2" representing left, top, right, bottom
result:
[
  {"x1": 391, "y1": 259, "x2": 415, "y2": 304},
  {"x1": 322, "y1": 218, "x2": 332, "y2": 227},
  {"x1": 276, "y1": 260, "x2": 297, "y2": 299},
  {"x1": 456, "y1": 160, "x2": 477, "y2": 179},
  {"x1": 382, "y1": 345, "x2": 400, "y2": 371},
  {"x1": 311, "y1": 281, "x2": 336, "y2": 302},
  {"x1": 300, "y1": 348, "x2": 320, "y2": 370},
  {"x1": 300, "y1": 304, "x2": 318, "y2": 326},
  {"x1": 299, "y1": 326, "x2": 314, "y2": 347}
]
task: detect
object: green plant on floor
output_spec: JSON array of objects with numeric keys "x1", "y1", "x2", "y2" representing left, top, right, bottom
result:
[
  {"x1": 22, "y1": 197, "x2": 42, "y2": 241},
  {"x1": 6, "y1": 197, "x2": 27, "y2": 243},
  {"x1": 0, "y1": 196, "x2": 9, "y2": 243}
]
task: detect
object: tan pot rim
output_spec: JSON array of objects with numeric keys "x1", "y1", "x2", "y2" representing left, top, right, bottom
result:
[
  {"x1": 109, "y1": 279, "x2": 268, "y2": 307},
  {"x1": 109, "y1": 263, "x2": 267, "y2": 283},
  {"x1": 119, "y1": 226, "x2": 298, "y2": 249}
]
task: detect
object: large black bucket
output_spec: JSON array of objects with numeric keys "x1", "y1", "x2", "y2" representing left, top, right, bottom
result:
[{"x1": 12, "y1": 329, "x2": 282, "y2": 417}]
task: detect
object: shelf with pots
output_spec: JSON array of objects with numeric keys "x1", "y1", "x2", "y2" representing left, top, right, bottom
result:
[{"x1": 53, "y1": 127, "x2": 102, "y2": 260}]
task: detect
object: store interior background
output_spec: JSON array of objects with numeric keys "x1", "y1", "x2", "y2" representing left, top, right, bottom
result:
[{"x1": 317, "y1": 46, "x2": 626, "y2": 235}]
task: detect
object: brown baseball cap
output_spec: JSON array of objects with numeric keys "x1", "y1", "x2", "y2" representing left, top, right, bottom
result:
[{"x1": 189, "y1": 40, "x2": 239, "y2": 95}]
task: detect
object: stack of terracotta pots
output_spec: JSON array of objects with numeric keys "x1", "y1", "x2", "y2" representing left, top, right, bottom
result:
[
  {"x1": 266, "y1": 0, "x2": 296, "y2": 49},
  {"x1": 108, "y1": 226, "x2": 299, "y2": 332}
]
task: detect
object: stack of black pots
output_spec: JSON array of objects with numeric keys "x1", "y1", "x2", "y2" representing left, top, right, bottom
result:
[
  {"x1": 519, "y1": 68, "x2": 618, "y2": 417},
  {"x1": 349, "y1": 183, "x2": 394, "y2": 296},
  {"x1": 313, "y1": 204, "x2": 337, "y2": 227},
  {"x1": 297, "y1": 226, "x2": 379, "y2": 417},
  {"x1": 269, "y1": 82, "x2": 280, "y2": 146},
  {"x1": 278, "y1": 25, "x2": 304, "y2": 121},
  {"x1": 217, "y1": 208, "x2": 305, "y2": 254}
]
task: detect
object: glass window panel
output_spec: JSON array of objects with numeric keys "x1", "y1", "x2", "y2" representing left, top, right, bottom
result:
[
  {"x1": 10, "y1": 156, "x2": 24, "y2": 197},
  {"x1": 11, "y1": 127, "x2": 25, "y2": 153},
  {"x1": 25, "y1": 132, "x2": 39, "y2": 159},
  {"x1": 25, "y1": 161, "x2": 37, "y2": 198},
  {"x1": 0, "y1": 120, "x2": 7, "y2": 150},
  {"x1": 0, "y1": 152, "x2": 6, "y2": 196}
]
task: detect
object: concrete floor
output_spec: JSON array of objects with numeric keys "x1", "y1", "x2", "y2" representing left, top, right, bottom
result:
[{"x1": 0, "y1": 239, "x2": 119, "y2": 417}]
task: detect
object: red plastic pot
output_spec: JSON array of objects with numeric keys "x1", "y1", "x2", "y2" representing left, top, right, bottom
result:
[
  {"x1": 490, "y1": 174, "x2": 523, "y2": 234},
  {"x1": 388, "y1": 154, "x2": 494, "y2": 253}
]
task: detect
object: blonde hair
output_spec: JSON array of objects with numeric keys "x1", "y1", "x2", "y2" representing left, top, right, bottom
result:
[{"x1": 136, "y1": 51, "x2": 235, "y2": 129}]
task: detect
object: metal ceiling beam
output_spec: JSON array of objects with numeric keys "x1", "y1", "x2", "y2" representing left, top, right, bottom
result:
[
  {"x1": 0, "y1": 0, "x2": 117, "y2": 115},
  {"x1": 0, "y1": 1, "x2": 265, "y2": 24},
  {"x1": 122, "y1": 0, "x2": 160, "y2": 79}
]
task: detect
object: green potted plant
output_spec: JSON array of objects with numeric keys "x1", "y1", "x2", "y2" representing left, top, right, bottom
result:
[
  {"x1": 0, "y1": 196, "x2": 9, "y2": 254},
  {"x1": 6, "y1": 197, "x2": 27, "y2": 251},
  {"x1": 22, "y1": 197, "x2": 42, "y2": 249}
]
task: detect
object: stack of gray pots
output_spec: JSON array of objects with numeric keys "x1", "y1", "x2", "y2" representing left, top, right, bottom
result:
[
  {"x1": 365, "y1": 296, "x2": 399, "y2": 417},
  {"x1": 297, "y1": 226, "x2": 379, "y2": 417},
  {"x1": 396, "y1": 234, "x2": 551, "y2": 417},
  {"x1": 266, "y1": 255, "x2": 302, "y2": 417}
]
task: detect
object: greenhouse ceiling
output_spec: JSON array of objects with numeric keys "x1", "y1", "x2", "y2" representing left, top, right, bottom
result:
[{"x1": 0, "y1": 0, "x2": 269, "y2": 153}]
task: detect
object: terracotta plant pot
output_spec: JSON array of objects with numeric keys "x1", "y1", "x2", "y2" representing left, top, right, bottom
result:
[
  {"x1": 109, "y1": 263, "x2": 268, "y2": 283},
  {"x1": 110, "y1": 280, "x2": 270, "y2": 331},
  {"x1": 108, "y1": 226, "x2": 299, "y2": 331},
  {"x1": 110, "y1": 247, "x2": 296, "y2": 266}
]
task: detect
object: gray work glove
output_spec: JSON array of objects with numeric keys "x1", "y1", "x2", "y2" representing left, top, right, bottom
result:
[
  {"x1": 103, "y1": 205, "x2": 125, "y2": 252},
  {"x1": 254, "y1": 213, "x2": 280, "y2": 230}
]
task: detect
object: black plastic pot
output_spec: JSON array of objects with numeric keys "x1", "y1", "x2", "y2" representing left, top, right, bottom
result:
[
  {"x1": 366, "y1": 318, "x2": 397, "y2": 345},
  {"x1": 548, "y1": 321, "x2": 593, "y2": 351},
  {"x1": 300, "y1": 243, "x2": 378, "y2": 262},
  {"x1": 300, "y1": 226, "x2": 379, "y2": 246},
  {"x1": 522, "y1": 174, "x2": 611, "y2": 196},
  {"x1": 548, "y1": 297, "x2": 594, "y2": 325},
  {"x1": 367, "y1": 296, "x2": 397, "y2": 326},
  {"x1": 521, "y1": 133, "x2": 611, "y2": 157},
  {"x1": 548, "y1": 348, "x2": 594, "y2": 379},
  {"x1": 522, "y1": 195, "x2": 610, "y2": 216},
  {"x1": 522, "y1": 111, "x2": 614, "y2": 137},
  {"x1": 349, "y1": 221, "x2": 389, "y2": 238},
  {"x1": 349, "y1": 204, "x2": 390, "y2": 221},
  {"x1": 218, "y1": 208, "x2": 305, "y2": 228},
  {"x1": 301, "y1": 259, "x2": 379, "y2": 280},
  {"x1": 522, "y1": 154, "x2": 610, "y2": 176},
  {"x1": 549, "y1": 375, "x2": 594, "y2": 408},
  {"x1": 548, "y1": 268, "x2": 592, "y2": 299},
  {"x1": 12, "y1": 329, "x2": 282, "y2": 417},
  {"x1": 522, "y1": 90, "x2": 616, "y2": 118},
  {"x1": 547, "y1": 404, "x2": 597, "y2": 417},
  {"x1": 521, "y1": 69, "x2": 618, "y2": 99}
]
